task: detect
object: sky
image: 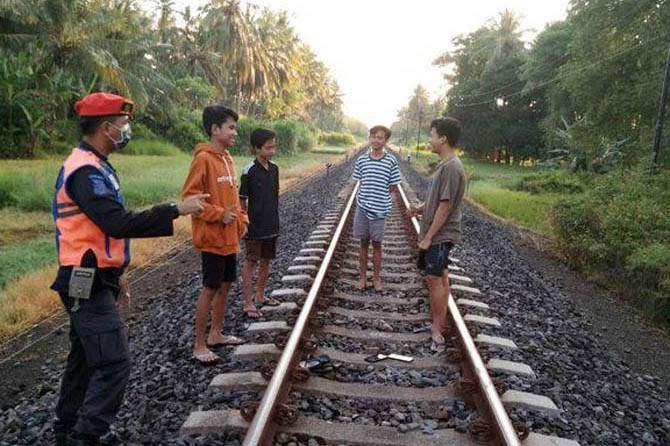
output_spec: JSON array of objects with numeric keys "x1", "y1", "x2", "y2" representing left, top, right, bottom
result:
[{"x1": 169, "y1": 0, "x2": 570, "y2": 126}]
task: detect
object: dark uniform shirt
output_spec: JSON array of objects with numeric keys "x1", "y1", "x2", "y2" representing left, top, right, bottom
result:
[
  {"x1": 51, "y1": 141, "x2": 179, "y2": 293},
  {"x1": 239, "y1": 159, "x2": 279, "y2": 240}
]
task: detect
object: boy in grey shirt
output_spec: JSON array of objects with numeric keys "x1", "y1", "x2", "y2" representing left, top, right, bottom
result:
[{"x1": 408, "y1": 117, "x2": 466, "y2": 352}]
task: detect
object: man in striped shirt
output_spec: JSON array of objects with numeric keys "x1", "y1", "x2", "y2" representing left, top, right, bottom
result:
[{"x1": 352, "y1": 125, "x2": 401, "y2": 291}]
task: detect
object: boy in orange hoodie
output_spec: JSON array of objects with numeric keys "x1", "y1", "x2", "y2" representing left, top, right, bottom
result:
[{"x1": 181, "y1": 105, "x2": 249, "y2": 365}]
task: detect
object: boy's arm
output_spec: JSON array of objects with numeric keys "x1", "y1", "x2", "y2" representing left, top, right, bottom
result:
[
  {"x1": 352, "y1": 158, "x2": 361, "y2": 181},
  {"x1": 418, "y1": 200, "x2": 450, "y2": 249},
  {"x1": 181, "y1": 156, "x2": 226, "y2": 223},
  {"x1": 238, "y1": 171, "x2": 249, "y2": 227},
  {"x1": 388, "y1": 160, "x2": 401, "y2": 193}
]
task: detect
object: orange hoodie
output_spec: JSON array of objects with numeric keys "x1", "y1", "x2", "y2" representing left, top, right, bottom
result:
[{"x1": 181, "y1": 143, "x2": 249, "y2": 256}]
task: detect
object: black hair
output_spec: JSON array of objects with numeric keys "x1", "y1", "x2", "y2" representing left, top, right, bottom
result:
[
  {"x1": 250, "y1": 128, "x2": 277, "y2": 150},
  {"x1": 430, "y1": 117, "x2": 462, "y2": 147},
  {"x1": 202, "y1": 105, "x2": 239, "y2": 137},
  {"x1": 369, "y1": 125, "x2": 392, "y2": 140},
  {"x1": 79, "y1": 116, "x2": 110, "y2": 137}
]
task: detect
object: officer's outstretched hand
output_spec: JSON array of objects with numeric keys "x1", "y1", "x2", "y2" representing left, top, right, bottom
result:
[{"x1": 178, "y1": 194, "x2": 209, "y2": 215}]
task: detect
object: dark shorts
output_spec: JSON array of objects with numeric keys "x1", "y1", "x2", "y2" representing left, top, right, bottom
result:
[
  {"x1": 245, "y1": 238, "x2": 277, "y2": 262},
  {"x1": 201, "y1": 251, "x2": 237, "y2": 289},
  {"x1": 418, "y1": 241, "x2": 454, "y2": 277}
]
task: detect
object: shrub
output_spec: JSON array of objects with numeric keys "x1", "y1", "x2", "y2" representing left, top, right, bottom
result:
[
  {"x1": 515, "y1": 171, "x2": 584, "y2": 194},
  {"x1": 231, "y1": 118, "x2": 316, "y2": 155},
  {"x1": 130, "y1": 122, "x2": 160, "y2": 140},
  {"x1": 123, "y1": 138, "x2": 182, "y2": 156},
  {"x1": 550, "y1": 166, "x2": 670, "y2": 321},
  {"x1": 296, "y1": 123, "x2": 317, "y2": 152},
  {"x1": 318, "y1": 131, "x2": 355, "y2": 147},
  {"x1": 163, "y1": 110, "x2": 206, "y2": 151},
  {"x1": 272, "y1": 120, "x2": 300, "y2": 155},
  {"x1": 231, "y1": 116, "x2": 263, "y2": 155}
]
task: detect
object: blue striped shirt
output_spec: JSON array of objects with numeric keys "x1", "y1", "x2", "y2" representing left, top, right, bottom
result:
[{"x1": 352, "y1": 149, "x2": 401, "y2": 219}]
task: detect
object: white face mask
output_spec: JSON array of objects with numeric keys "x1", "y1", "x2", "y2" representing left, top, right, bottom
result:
[{"x1": 106, "y1": 122, "x2": 132, "y2": 150}]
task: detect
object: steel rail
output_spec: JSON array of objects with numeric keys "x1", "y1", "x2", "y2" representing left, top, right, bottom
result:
[
  {"x1": 242, "y1": 181, "x2": 360, "y2": 446},
  {"x1": 397, "y1": 183, "x2": 521, "y2": 446}
]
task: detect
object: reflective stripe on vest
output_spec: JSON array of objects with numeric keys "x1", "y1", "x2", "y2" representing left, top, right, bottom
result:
[{"x1": 53, "y1": 147, "x2": 130, "y2": 268}]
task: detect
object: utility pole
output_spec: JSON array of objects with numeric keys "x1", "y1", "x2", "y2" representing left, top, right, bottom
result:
[
  {"x1": 403, "y1": 116, "x2": 410, "y2": 151},
  {"x1": 415, "y1": 108, "x2": 423, "y2": 159},
  {"x1": 653, "y1": 46, "x2": 670, "y2": 165}
]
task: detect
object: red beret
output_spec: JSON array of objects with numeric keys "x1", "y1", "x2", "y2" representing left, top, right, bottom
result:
[{"x1": 74, "y1": 92, "x2": 134, "y2": 117}]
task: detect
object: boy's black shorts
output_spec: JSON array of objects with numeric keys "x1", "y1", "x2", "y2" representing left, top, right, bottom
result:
[
  {"x1": 418, "y1": 241, "x2": 454, "y2": 277},
  {"x1": 245, "y1": 237, "x2": 277, "y2": 261},
  {"x1": 201, "y1": 251, "x2": 237, "y2": 289}
]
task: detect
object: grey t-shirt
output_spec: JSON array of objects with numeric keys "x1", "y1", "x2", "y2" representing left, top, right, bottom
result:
[{"x1": 419, "y1": 156, "x2": 466, "y2": 244}]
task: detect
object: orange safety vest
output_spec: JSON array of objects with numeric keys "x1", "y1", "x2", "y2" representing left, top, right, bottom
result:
[{"x1": 53, "y1": 147, "x2": 130, "y2": 268}]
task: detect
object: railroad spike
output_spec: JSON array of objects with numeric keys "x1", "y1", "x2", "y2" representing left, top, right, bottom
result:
[
  {"x1": 274, "y1": 334, "x2": 288, "y2": 350},
  {"x1": 291, "y1": 365, "x2": 311, "y2": 383},
  {"x1": 469, "y1": 417, "x2": 496, "y2": 443},
  {"x1": 240, "y1": 401, "x2": 260, "y2": 422},
  {"x1": 260, "y1": 360, "x2": 278, "y2": 381},
  {"x1": 275, "y1": 404, "x2": 299, "y2": 426},
  {"x1": 513, "y1": 419, "x2": 530, "y2": 440}
]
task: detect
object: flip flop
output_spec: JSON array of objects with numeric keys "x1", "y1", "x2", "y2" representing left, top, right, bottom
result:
[
  {"x1": 244, "y1": 307, "x2": 263, "y2": 319},
  {"x1": 259, "y1": 297, "x2": 281, "y2": 307},
  {"x1": 192, "y1": 350, "x2": 220, "y2": 365},
  {"x1": 208, "y1": 335, "x2": 246, "y2": 347},
  {"x1": 300, "y1": 354, "x2": 333, "y2": 373}
]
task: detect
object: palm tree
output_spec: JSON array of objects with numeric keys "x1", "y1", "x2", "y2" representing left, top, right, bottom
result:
[{"x1": 0, "y1": 0, "x2": 160, "y2": 103}]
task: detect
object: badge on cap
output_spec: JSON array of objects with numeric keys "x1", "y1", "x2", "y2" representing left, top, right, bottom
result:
[{"x1": 75, "y1": 92, "x2": 134, "y2": 117}]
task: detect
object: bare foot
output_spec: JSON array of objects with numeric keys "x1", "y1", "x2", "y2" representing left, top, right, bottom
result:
[
  {"x1": 373, "y1": 278, "x2": 383, "y2": 291},
  {"x1": 207, "y1": 333, "x2": 245, "y2": 346},
  {"x1": 257, "y1": 297, "x2": 281, "y2": 307},
  {"x1": 357, "y1": 277, "x2": 367, "y2": 290},
  {"x1": 193, "y1": 347, "x2": 219, "y2": 365},
  {"x1": 243, "y1": 305, "x2": 262, "y2": 319},
  {"x1": 206, "y1": 332, "x2": 227, "y2": 346}
]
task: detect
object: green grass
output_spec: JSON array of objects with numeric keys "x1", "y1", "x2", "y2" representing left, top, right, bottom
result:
[
  {"x1": 0, "y1": 239, "x2": 54, "y2": 288},
  {"x1": 0, "y1": 144, "x2": 346, "y2": 292},
  {"x1": 121, "y1": 138, "x2": 183, "y2": 156},
  {"x1": 467, "y1": 182, "x2": 561, "y2": 234}
]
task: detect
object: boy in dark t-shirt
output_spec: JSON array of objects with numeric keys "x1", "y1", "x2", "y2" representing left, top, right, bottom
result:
[
  {"x1": 240, "y1": 128, "x2": 280, "y2": 318},
  {"x1": 408, "y1": 117, "x2": 466, "y2": 353}
]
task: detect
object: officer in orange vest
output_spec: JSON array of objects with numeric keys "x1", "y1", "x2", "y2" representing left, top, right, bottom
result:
[{"x1": 51, "y1": 92, "x2": 207, "y2": 446}]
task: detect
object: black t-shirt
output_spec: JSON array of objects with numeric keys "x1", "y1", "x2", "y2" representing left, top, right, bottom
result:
[{"x1": 239, "y1": 159, "x2": 279, "y2": 240}]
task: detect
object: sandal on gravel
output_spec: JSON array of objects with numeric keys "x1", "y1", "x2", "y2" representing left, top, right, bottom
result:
[
  {"x1": 207, "y1": 335, "x2": 246, "y2": 347},
  {"x1": 244, "y1": 307, "x2": 263, "y2": 319},
  {"x1": 259, "y1": 297, "x2": 281, "y2": 307},
  {"x1": 300, "y1": 354, "x2": 333, "y2": 373},
  {"x1": 192, "y1": 351, "x2": 220, "y2": 365}
]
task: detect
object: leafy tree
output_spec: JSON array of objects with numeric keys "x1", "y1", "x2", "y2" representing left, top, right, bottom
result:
[
  {"x1": 434, "y1": 10, "x2": 541, "y2": 162},
  {"x1": 522, "y1": 20, "x2": 576, "y2": 155},
  {"x1": 556, "y1": 0, "x2": 670, "y2": 164}
]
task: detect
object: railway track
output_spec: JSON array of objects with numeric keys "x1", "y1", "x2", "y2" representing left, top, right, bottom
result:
[{"x1": 181, "y1": 180, "x2": 579, "y2": 446}]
